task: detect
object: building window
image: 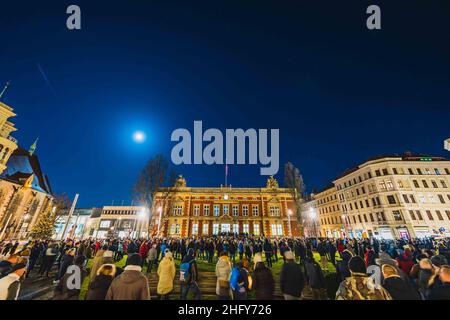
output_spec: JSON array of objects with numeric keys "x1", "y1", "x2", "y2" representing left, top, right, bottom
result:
[
  {"x1": 387, "y1": 195, "x2": 396, "y2": 204},
  {"x1": 223, "y1": 205, "x2": 229, "y2": 215},
  {"x1": 100, "y1": 220, "x2": 111, "y2": 228},
  {"x1": 253, "y1": 223, "x2": 260, "y2": 235},
  {"x1": 392, "y1": 210, "x2": 403, "y2": 221},
  {"x1": 243, "y1": 224, "x2": 249, "y2": 234},
  {"x1": 434, "y1": 168, "x2": 440, "y2": 175},
  {"x1": 386, "y1": 180, "x2": 394, "y2": 190},
  {"x1": 192, "y1": 223, "x2": 198, "y2": 235},
  {"x1": 409, "y1": 210, "x2": 416, "y2": 220},
  {"x1": 232, "y1": 205, "x2": 239, "y2": 216},
  {"x1": 438, "y1": 195, "x2": 445, "y2": 204},
  {"x1": 416, "y1": 210, "x2": 423, "y2": 220},
  {"x1": 426, "y1": 210, "x2": 434, "y2": 220},
  {"x1": 270, "y1": 224, "x2": 283, "y2": 236},
  {"x1": 413, "y1": 180, "x2": 420, "y2": 188},
  {"x1": 173, "y1": 205, "x2": 183, "y2": 216},
  {"x1": 203, "y1": 205, "x2": 210, "y2": 216},
  {"x1": 213, "y1": 224, "x2": 219, "y2": 235},
  {"x1": 242, "y1": 205, "x2": 249, "y2": 216},
  {"x1": 213, "y1": 205, "x2": 220, "y2": 216},
  {"x1": 252, "y1": 205, "x2": 259, "y2": 216},
  {"x1": 202, "y1": 223, "x2": 209, "y2": 235},
  {"x1": 402, "y1": 194, "x2": 409, "y2": 203},
  {"x1": 436, "y1": 211, "x2": 444, "y2": 220},
  {"x1": 193, "y1": 205, "x2": 200, "y2": 216},
  {"x1": 233, "y1": 224, "x2": 239, "y2": 233},
  {"x1": 441, "y1": 180, "x2": 448, "y2": 188},
  {"x1": 170, "y1": 224, "x2": 180, "y2": 235},
  {"x1": 422, "y1": 180, "x2": 429, "y2": 188},
  {"x1": 269, "y1": 206, "x2": 280, "y2": 216},
  {"x1": 417, "y1": 168, "x2": 423, "y2": 175},
  {"x1": 431, "y1": 180, "x2": 438, "y2": 188}
]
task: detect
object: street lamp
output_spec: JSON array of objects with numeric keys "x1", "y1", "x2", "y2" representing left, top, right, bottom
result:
[
  {"x1": 287, "y1": 209, "x2": 293, "y2": 237},
  {"x1": 156, "y1": 206, "x2": 163, "y2": 237}
]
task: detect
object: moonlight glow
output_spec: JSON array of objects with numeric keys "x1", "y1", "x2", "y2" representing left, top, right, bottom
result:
[{"x1": 133, "y1": 131, "x2": 146, "y2": 143}]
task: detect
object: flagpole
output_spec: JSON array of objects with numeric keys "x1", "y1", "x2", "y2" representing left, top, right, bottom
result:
[{"x1": 225, "y1": 159, "x2": 227, "y2": 187}]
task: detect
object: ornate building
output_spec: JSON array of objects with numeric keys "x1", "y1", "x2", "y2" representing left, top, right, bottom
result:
[
  {"x1": 0, "y1": 146, "x2": 53, "y2": 240},
  {"x1": 150, "y1": 176, "x2": 301, "y2": 238},
  {"x1": 334, "y1": 153, "x2": 450, "y2": 239},
  {"x1": 0, "y1": 94, "x2": 19, "y2": 175}
]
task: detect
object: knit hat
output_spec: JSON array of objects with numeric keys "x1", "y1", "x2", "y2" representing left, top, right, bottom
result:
[
  {"x1": 284, "y1": 251, "x2": 294, "y2": 260},
  {"x1": 127, "y1": 253, "x2": 142, "y2": 266},
  {"x1": 348, "y1": 256, "x2": 366, "y2": 274},
  {"x1": 103, "y1": 250, "x2": 113, "y2": 258},
  {"x1": 165, "y1": 251, "x2": 173, "y2": 259},
  {"x1": 431, "y1": 255, "x2": 448, "y2": 267}
]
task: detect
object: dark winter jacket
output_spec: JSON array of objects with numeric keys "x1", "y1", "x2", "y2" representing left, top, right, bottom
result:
[
  {"x1": 304, "y1": 257, "x2": 325, "y2": 289},
  {"x1": 86, "y1": 274, "x2": 114, "y2": 300},
  {"x1": 53, "y1": 266, "x2": 87, "y2": 300},
  {"x1": 252, "y1": 262, "x2": 274, "y2": 300},
  {"x1": 105, "y1": 265, "x2": 150, "y2": 300},
  {"x1": 382, "y1": 276, "x2": 421, "y2": 300},
  {"x1": 429, "y1": 282, "x2": 450, "y2": 300},
  {"x1": 280, "y1": 260, "x2": 305, "y2": 297}
]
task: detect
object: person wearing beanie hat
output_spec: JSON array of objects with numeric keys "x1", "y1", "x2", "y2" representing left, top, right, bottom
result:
[
  {"x1": 180, "y1": 247, "x2": 201, "y2": 300},
  {"x1": 252, "y1": 252, "x2": 274, "y2": 300},
  {"x1": 280, "y1": 250, "x2": 304, "y2": 300},
  {"x1": 336, "y1": 250, "x2": 353, "y2": 282},
  {"x1": 0, "y1": 262, "x2": 27, "y2": 300},
  {"x1": 105, "y1": 253, "x2": 150, "y2": 300},
  {"x1": 146, "y1": 244, "x2": 158, "y2": 274},
  {"x1": 336, "y1": 256, "x2": 391, "y2": 300}
]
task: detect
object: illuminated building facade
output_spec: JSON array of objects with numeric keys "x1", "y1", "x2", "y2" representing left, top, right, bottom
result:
[{"x1": 151, "y1": 176, "x2": 301, "y2": 238}]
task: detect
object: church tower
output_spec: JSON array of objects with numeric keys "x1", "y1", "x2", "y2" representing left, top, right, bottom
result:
[{"x1": 0, "y1": 81, "x2": 18, "y2": 174}]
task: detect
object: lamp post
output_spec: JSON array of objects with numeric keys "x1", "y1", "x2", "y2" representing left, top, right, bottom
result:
[
  {"x1": 288, "y1": 209, "x2": 293, "y2": 237},
  {"x1": 156, "y1": 206, "x2": 163, "y2": 238}
]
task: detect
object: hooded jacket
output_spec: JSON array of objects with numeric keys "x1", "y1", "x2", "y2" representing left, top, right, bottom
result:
[
  {"x1": 252, "y1": 262, "x2": 275, "y2": 300},
  {"x1": 382, "y1": 276, "x2": 421, "y2": 300},
  {"x1": 86, "y1": 274, "x2": 114, "y2": 300},
  {"x1": 280, "y1": 260, "x2": 305, "y2": 297},
  {"x1": 215, "y1": 256, "x2": 232, "y2": 296},
  {"x1": 105, "y1": 265, "x2": 150, "y2": 300},
  {"x1": 157, "y1": 255, "x2": 176, "y2": 295}
]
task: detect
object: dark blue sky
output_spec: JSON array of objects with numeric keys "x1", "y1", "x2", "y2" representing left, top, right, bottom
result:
[{"x1": 1, "y1": 1, "x2": 449, "y2": 207}]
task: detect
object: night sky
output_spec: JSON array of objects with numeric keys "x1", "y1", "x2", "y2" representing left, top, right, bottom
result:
[{"x1": 1, "y1": 1, "x2": 449, "y2": 207}]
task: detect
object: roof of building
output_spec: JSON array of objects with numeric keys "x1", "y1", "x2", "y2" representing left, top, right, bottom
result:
[
  {"x1": 1, "y1": 147, "x2": 52, "y2": 194},
  {"x1": 334, "y1": 152, "x2": 449, "y2": 181}
]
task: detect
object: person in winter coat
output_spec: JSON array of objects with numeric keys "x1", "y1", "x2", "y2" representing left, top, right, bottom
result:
[
  {"x1": 336, "y1": 256, "x2": 392, "y2": 300},
  {"x1": 336, "y1": 250, "x2": 353, "y2": 282},
  {"x1": 0, "y1": 262, "x2": 27, "y2": 300},
  {"x1": 157, "y1": 251, "x2": 176, "y2": 299},
  {"x1": 139, "y1": 242, "x2": 149, "y2": 267},
  {"x1": 86, "y1": 264, "x2": 116, "y2": 300},
  {"x1": 429, "y1": 265, "x2": 450, "y2": 300},
  {"x1": 147, "y1": 244, "x2": 158, "y2": 274},
  {"x1": 180, "y1": 248, "x2": 201, "y2": 300},
  {"x1": 381, "y1": 264, "x2": 420, "y2": 300},
  {"x1": 304, "y1": 250, "x2": 326, "y2": 300},
  {"x1": 0, "y1": 255, "x2": 19, "y2": 279},
  {"x1": 55, "y1": 248, "x2": 76, "y2": 282},
  {"x1": 230, "y1": 261, "x2": 251, "y2": 300},
  {"x1": 53, "y1": 255, "x2": 87, "y2": 300},
  {"x1": 89, "y1": 245, "x2": 107, "y2": 282},
  {"x1": 396, "y1": 247, "x2": 414, "y2": 275},
  {"x1": 280, "y1": 251, "x2": 304, "y2": 300},
  {"x1": 364, "y1": 246, "x2": 377, "y2": 267},
  {"x1": 105, "y1": 253, "x2": 150, "y2": 300},
  {"x1": 252, "y1": 253, "x2": 274, "y2": 300},
  {"x1": 215, "y1": 251, "x2": 232, "y2": 300}
]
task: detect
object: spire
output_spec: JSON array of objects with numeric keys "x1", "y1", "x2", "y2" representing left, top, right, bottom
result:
[
  {"x1": 29, "y1": 137, "x2": 39, "y2": 156},
  {"x1": 0, "y1": 81, "x2": 11, "y2": 100}
]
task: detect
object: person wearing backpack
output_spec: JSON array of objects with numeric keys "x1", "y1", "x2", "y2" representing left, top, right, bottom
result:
[
  {"x1": 230, "y1": 261, "x2": 252, "y2": 300},
  {"x1": 180, "y1": 248, "x2": 201, "y2": 300}
]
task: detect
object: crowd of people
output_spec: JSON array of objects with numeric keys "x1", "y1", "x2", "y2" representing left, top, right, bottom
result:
[{"x1": 0, "y1": 234, "x2": 449, "y2": 300}]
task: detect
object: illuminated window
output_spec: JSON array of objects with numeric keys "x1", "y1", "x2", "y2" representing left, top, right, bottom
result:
[
  {"x1": 203, "y1": 205, "x2": 210, "y2": 216},
  {"x1": 252, "y1": 205, "x2": 259, "y2": 216},
  {"x1": 242, "y1": 205, "x2": 249, "y2": 216},
  {"x1": 233, "y1": 224, "x2": 239, "y2": 233},
  {"x1": 213, "y1": 224, "x2": 219, "y2": 235},
  {"x1": 243, "y1": 224, "x2": 249, "y2": 233},
  {"x1": 100, "y1": 220, "x2": 110, "y2": 228},
  {"x1": 172, "y1": 205, "x2": 183, "y2": 216},
  {"x1": 223, "y1": 205, "x2": 229, "y2": 215},
  {"x1": 193, "y1": 205, "x2": 200, "y2": 216},
  {"x1": 253, "y1": 223, "x2": 260, "y2": 235},
  {"x1": 202, "y1": 223, "x2": 209, "y2": 235},
  {"x1": 213, "y1": 205, "x2": 220, "y2": 216},
  {"x1": 192, "y1": 223, "x2": 198, "y2": 235},
  {"x1": 269, "y1": 206, "x2": 280, "y2": 216},
  {"x1": 232, "y1": 205, "x2": 239, "y2": 216}
]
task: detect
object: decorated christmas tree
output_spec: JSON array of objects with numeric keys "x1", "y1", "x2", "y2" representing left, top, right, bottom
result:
[{"x1": 29, "y1": 193, "x2": 70, "y2": 240}]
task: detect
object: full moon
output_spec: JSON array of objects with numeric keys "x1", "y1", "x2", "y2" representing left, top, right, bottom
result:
[{"x1": 133, "y1": 131, "x2": 146, "y2": 143}]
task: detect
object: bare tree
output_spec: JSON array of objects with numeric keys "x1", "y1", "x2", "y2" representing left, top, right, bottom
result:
[
  {"x1": 284, "y1": 162, "x2": 306, "y2": 232},
  {"x1": 132, "y1": 154, "x2": 178, "y2": 208}
]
